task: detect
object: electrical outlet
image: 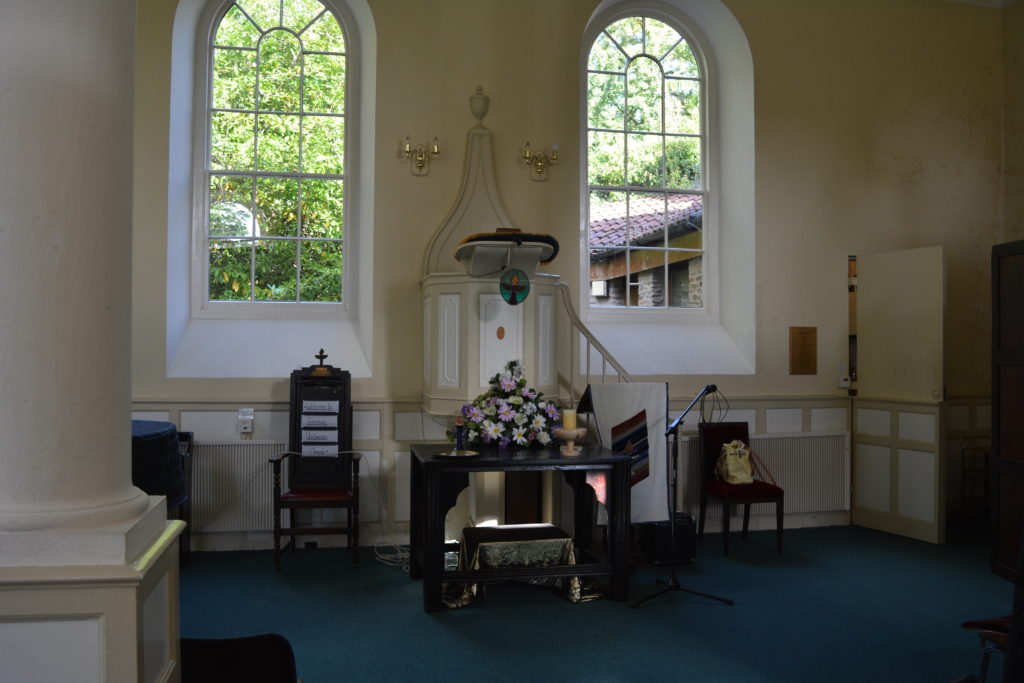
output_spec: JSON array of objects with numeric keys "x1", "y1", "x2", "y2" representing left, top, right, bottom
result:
[{"x1": 238, "y1": 408, "x2": 254, "y2": 435}]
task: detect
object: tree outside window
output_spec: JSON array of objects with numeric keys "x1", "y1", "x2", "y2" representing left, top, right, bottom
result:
[
  {"x1": 586, "y1": 16, "x2": 704, "y2": 310},
  {"x1": 206, "y1": 0, "x2": 346, "y2": 303}
]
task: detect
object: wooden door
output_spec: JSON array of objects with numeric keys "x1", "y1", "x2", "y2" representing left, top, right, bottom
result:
[
  {"x1": 992, "y1": 239, "x2": 1024, "y2": 580},
  {"x1": 852, "y1": 246, "x2": 946, "y2": 543}
]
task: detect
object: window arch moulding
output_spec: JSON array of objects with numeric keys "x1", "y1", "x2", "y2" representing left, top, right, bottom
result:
[
  {"x1": 580, "y1": 0, "x2": 755, "y2": 375},
  {"x1": 166, "y1": 0, "x2": 375, "y2": 378}
]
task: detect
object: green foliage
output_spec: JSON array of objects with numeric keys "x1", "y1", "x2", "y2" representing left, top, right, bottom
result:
[{"x1": 207, "y1": 0, "x2": 346, "y2": 304}]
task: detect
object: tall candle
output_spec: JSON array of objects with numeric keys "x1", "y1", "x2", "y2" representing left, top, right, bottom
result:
[{"x1": 563, "y1": 409, "x2": 576, "y2": 430}]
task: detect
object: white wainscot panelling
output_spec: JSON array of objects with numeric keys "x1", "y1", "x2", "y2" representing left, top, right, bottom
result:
[
  {"x1": 977, "y1": 404, "x2": 992, "y2": 430},
  {"x1": 898, "y1": 448, "x2": 936, "y2": 522},
  {"x1": 811, "y1": 408, "x2": 847, "y2": 432},
  {"x1": 479, "y1": 294, "x2": 522, "y2": 383},
  {"x1": 423, "y1": 296, "x2": 431, "y2": 383},
  {"x1": 766, "y1": 409, "x2": 802, "y2": 433},
  {"x1": 857, "y1": 408, "x2": 891, "y2": 437},
  {"x1": 945, "y1": 405, "x2": 970, "y2": 432},
  {"x1": 354, "y1": 410, "x2": 381, "y2": 440},
  {"x1": 438, "y1": 293, "x2": 461, "y2": 387},
  {"x1": 724, "y1": 409, "x2": 756, "y2": 434},
  {"x1": 394, "y1": 412, "x2": 447, "y2": 442},
  {"x1": 181, "y1": 411, "x2": 239, "y2": 442},
  {"x1": 855, "y1": 443, "x2": 891, "y2": 512},
  {"x1": 132, "y1": 411, "x2": 171, "y2": 423},
  {"x1": 0, "y1": 618, "x2": 102, "y2": 683},
  {"x1": 141, "y1": 574, "x2": 171, "y2": 683},
  {"x1": 537, "y1": 293, "x2": 554, "y2": 385},
  {"x1": 395, "y1": 451, "x2": 411, "y2": 521},
  {"x1": 899, "y1": 412, "x2": 936, "y2": 443}
]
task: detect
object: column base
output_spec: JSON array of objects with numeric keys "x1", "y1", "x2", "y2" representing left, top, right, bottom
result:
[{"x1": 0, "y1": 520, "x2": 184, "y2": 683}]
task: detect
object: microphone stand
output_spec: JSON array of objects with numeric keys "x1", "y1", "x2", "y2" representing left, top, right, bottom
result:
[{"x1": 631, "y1": 384, "x2": 734, "y2": 608}]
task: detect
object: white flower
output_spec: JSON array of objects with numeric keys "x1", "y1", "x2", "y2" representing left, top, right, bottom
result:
[
  {"x1": 512, "y1": 426, "x2": 529, "y2": 445},
  {"x1": 508, "y1": 395, "x2": 523, "y2": 405},
  {"x1": 531, "y1": 414, "x2": 546, "y2": 429},
  {"x1": 514, "y1": 413, "x2": 528, "y2": 426},
  {"x1": 535, "y1": 430, "x2": 551, "y2": 445},
  {"x1": 483, "y1": 420, "x2": 503, "y2": 440},
  {"x1": 523, "y1": 401, "x2": 537, "y2": 415}
]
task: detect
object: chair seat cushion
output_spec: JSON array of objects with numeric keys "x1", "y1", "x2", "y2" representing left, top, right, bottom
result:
[
  {"x1": 704, "y1": 479, "x2": 783, "y2": 501},
  {"x1": 281, "y1": 488, "x2": 353, "y2": 503}
]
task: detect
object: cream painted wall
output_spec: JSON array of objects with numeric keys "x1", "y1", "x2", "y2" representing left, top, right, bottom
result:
[
  {"x1": 1004, "y1": 0, "x2": 1024, "y2": 243},
  {"x1": 132, "y1": 0, "x2": 1004, "y2": 408}
]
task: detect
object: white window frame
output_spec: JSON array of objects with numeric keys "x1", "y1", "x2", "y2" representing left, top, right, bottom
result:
[
  {"x1": 167, "y1": 0, "x2": 375, "y2": 378},
  {"x1": 583, "y1": 10, "x2": 712, "y2": 322},
  {"x1": 191, "y1": 0, "x2": 360, "y2": 321},
  {"x1": 580, "y1": 0, "x2": 756, "y2": 376}
]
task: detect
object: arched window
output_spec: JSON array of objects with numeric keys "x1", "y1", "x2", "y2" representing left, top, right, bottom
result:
[
  {"x1": 581, "y1": 0, "x2": 755, "y2": 375},
  {"x1": 586, "y1": 15, "x2": 704, "y2": 310},
  {"x1": 166, "y1": 0, "x2": 375, "y2": 378},
  {"x1": 204, "y1": 0, "x2": 348, "y2": 305}
]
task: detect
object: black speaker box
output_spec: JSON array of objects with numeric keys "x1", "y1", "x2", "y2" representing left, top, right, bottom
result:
[{"x1": 641, "y1": 512, "x2": 696, "y2": 565}]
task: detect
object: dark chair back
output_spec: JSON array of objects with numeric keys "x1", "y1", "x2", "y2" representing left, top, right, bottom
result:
[
  {"x1": 180, "y1": 633, "x2": 298, "y2": 683},
  {"x1": 698, "y1": 421, "x2": 751, "y2": 483}
]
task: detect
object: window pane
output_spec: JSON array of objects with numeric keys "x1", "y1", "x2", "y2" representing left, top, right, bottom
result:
[
  {"x1": 211, "y1": 111, "x2": 255, "y2": 171},
  {"x1": 627, "y1": 133, "x2": 663, "y2": 187},
  {"x1": 301, "y1": 178, "x2": 344, "y2": 238},
  {"x1": 664, "y1": 136, "x2": 701, "y2": 190},
  {"x1": 213, "y1": 47, "x2": 256, "y2": 111},
  {"x1": 259, "y1": 30, "x2": 301, "y2": 112},
  {"x1": 588, "y1": 247, "x2": 627, "y2": 308},
  {"x1": 256, "y1": 113, "x2": 300, "y2": 172},
  {"x1": 301, "y1": 11, "x2": 344, "y2": 53},
  {"x1": 669, "y1": 254, "x2": 703, "y2": 308},
  {"x1": 255, "y1": 176, "x2": 299, "y2": 237},
  {"x1": 216, "y1": 4, "x2": 260, "y2": 48},
  {"x1": 588, "y1": 31, "x2": 626, "y2": 72},
  {"x1": 644, "y1": 18, "x2": 681, "y2": 62},
  {"x1": 605, "y1": 17, "x2": 643, "y2": 58},
  {"x1": 302, "y1": 115, "x2": 344, "y2": 175},
  {"x1": 238, "y1": 0, "x2": 282, "y2": 32},
  {"x1": 626, "y1": 56, "x2": 662, "y2": 133},
  {"x1": 633, "y1": 251, "x2": 668, "y2": 308},
  {"x1": 304, "y1": 53, "x2": 345, "y2": 114},
  {"x1": 254, "y1": 239, "x2": 297, "y2": 300},
  {"x1": 588, "y1": 131, "x2": 624, "y2": 186},
  {"x1": 210, "y1": 175, "x2": 254, "y2": 236},
  {"x1": 590, "y1": 190, "x2": 628, "y2": 248},
  {"x1": 299, "y1": 240, "x2": 342, "y2": 302},
  {"x1": 667, "y1": 193, "x2": 703, "y2": 249},
  {"x1": 663, "y1": 38, "x2": 700, "y2": 78},
  {"x1": 588, "y1": 72, "x2": 624, "y2": 131},
  {"x1": 284, "y1": 0, "x2": 324, "y2": 33},
  {"x1": 666, "y1": 78, "x2": 700, "y2": 135},
  {"x1": 209, "y1": 239, "x2": 253, "y2": 300},
  {"x1": 628, "y1": 192, "x2": 666, "y2": 248}
]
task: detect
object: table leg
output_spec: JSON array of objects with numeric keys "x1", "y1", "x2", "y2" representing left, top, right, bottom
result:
[
  {"x1": 422, "y1": 463, "x2": 446, "y2": 612},
  {"x1": 608, "y1": 460, "x2": 631, "y2": 601}
]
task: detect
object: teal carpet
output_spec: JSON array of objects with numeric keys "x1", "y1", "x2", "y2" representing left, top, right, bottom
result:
[{"x1": 180, "y1": 524, "x2": 1010, "y2": 682}]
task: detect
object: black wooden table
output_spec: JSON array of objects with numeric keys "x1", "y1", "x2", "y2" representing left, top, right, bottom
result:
[{"x1": 409, "y1": 443, "x2": 631, "y2": 612}]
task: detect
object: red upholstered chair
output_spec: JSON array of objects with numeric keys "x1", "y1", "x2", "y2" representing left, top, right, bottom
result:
[
  {"x1": 269, "y1": 450, "x2": 361, "y2": 569},
  {"x1": 961, "y1": 615, "x2": 1012, "y2": 683},
  {"x1": 698, "y1": 421, "x2": 784, "y2": 556}
]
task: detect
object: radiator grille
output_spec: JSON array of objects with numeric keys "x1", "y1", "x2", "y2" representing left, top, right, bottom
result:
[
  {"x1": 677, "y1": 431, "x2": 851, "y2": 518},
  {"x1": 192, "y1": 441, "x2": 285, "y2": 533}
]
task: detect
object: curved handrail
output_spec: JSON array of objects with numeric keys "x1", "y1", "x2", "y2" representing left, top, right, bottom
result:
[{"x1": 553, "y1": 281, "x2": 632, "y2": 400}]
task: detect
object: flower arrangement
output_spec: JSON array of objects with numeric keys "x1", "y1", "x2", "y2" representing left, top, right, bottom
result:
[{"x1": 449, "y1": 359, "x2": 561, "y2": 449}]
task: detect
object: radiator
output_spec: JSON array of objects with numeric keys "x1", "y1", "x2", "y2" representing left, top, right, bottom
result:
[
  {"x1": 192, "y1": 441, "x2": 285, "y2": 533},
  {"x1": 677, "y1": 431, "x2": 851, "y2": 517}
]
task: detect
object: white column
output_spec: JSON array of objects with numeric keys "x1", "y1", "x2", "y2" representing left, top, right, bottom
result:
[
  {"x1": 0, "y1": 2, "x2": 180, "y2": 680},
  {"x1": 0, "y1": 0, "x2": 161, "y2": 559}
]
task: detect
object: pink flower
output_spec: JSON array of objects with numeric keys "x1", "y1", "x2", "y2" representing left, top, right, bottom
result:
[
  {"x1": 500, "y1": 376, "x2": 517, "y2": 392},
  {"x1": 498, "y1": 404, "x2": 516, "y2": 422}
]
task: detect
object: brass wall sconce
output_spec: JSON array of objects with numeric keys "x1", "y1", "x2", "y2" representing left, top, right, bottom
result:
[
  {"x1": 522, "y1": 141, "x2": 558, "y2": 181},
  {"x1": 401, "y1": 135, "x2": 440, "y2": 176}
]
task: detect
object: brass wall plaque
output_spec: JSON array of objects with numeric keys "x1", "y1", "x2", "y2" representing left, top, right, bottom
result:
[{"x1": 789, "y1": 326, "x2": 817, "y2": 375}]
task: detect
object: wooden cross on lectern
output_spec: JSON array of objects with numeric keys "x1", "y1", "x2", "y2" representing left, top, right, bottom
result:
[{"x1": 311, "y1": 348, "x2": 331, "y2": 376}]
